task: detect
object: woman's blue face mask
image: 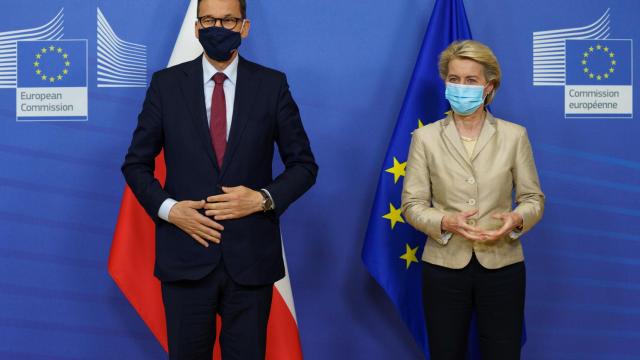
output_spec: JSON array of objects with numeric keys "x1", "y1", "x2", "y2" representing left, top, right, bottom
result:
[{"x1": 445, "y1": 82, "x2": 488, "y2": 116}]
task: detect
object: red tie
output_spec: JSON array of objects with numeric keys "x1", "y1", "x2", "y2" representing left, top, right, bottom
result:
[{"x1": 210, "y1": 72, "x2": 227, "y2": 167}]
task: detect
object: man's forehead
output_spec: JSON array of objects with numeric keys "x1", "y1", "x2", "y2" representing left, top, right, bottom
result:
[{"x1": 199, "y1": 0, "x2": 242, "y2": 16}]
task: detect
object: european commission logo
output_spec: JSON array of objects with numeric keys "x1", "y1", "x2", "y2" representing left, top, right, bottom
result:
[
  {"x1": 16, "y1": 40, "x2": 88, "y2": 121},
  {"x1": 565, "y1": 40, "x2": 632, "y2": 118},
  {"x1": 1, "y1": 7, "x2": 148, "y2": 122},
  {"x1": 532, "y1": 8, "x2": 633, "y2": 119}
]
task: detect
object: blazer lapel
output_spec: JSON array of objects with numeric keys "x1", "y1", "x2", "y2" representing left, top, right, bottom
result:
[
  {"x1": 179, "y1": 55, "x2": 219, "y2": 170},
  {"x1": 442, "y1": 114, "x2": 473, "y2": 168},
  {"x1": 219, "y1": 56, "x2": 261, "y2": 179},
  {"x1": 470, "y1": 112, "x2": 497, "y2": 162}
]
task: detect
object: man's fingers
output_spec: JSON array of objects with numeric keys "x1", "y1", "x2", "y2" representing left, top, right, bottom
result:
[
  {"x1": 205, "y1": 209, "x2": 233, "y2": 217},
  {"x1": 204, "y1": 201, "x2": 238, "y2": 211},
  {"x1": 197, "y1": 224, "x2": 221, "y2": 238},
  {"x1": 204, "y1": 202, "x2": 230, "y2": 210},
  {"x1": 221, "y1": 186, "x2": 241, "y2": 193},
  {"x1": 196, "y1": 226, "x2": 221, "y2": 244},
  {"x1": 190, "y1": 233, "x2": 209, "y2": 248},
  {"x1": 206, "y1": 194, "x2": 234, "y2": 203},
  {"x1": 196, "y1": 214, "x2": 225, "y2": 231},
  {"x1": 185, "y1": 200, "x2": 206, "y2": 209}
]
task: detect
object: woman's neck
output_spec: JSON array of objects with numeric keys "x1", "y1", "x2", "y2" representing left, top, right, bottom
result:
[{"x1": 453, "y1": 107, "x2": 486, "y2": 139}]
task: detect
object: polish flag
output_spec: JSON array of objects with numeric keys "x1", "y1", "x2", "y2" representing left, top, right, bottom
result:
[{"x1": 108, "y1": 1, "x2": 303, "y2": 358}]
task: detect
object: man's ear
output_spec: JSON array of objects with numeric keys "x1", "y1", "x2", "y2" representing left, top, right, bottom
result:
[{"x1": 240, "y1": 20, "x2": 251, "y2": 39}]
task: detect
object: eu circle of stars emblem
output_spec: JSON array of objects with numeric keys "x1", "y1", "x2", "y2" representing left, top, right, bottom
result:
[
  {"x1": 580, "y1": 43, "x2": 616, "y2": 81},
  {"x1": 33, "y1": 44, "x2": 71, "y2": 84}
]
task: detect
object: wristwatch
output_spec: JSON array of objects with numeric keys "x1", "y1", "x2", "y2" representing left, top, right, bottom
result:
[{"x1": 259, "y1": 189, "x2": 274, "y2": 212}]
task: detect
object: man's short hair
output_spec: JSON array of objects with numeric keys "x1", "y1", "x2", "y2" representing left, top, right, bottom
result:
[{"x1": 197, "y1": 0, "x2": 247, "y2": 19}]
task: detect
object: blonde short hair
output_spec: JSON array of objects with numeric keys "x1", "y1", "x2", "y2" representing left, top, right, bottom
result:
[{"x1": 439, "y1": 40, "x2": 501, "y2": 105}]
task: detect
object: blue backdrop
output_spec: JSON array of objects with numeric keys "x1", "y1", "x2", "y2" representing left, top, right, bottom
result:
[{"x1": 1, "y1": 1, "x2": 639, "y2": 359}]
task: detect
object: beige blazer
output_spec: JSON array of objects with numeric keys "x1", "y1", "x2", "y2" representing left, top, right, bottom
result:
[{"x1": 401, "y1": 112, "x2": 544, "y2": 269}]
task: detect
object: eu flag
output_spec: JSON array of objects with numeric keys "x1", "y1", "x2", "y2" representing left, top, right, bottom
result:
[
  {"x1": 17, "y1": 40, "x2": 87, "y2": 88},
  {"x1": 361, "y1": 0, "x2": 473, "y2": 357},
  {"x1": 565, "y1": 39, "x2": 632, "y2": 86}
]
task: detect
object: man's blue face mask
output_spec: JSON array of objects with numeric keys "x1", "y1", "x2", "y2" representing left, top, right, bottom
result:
[
  {"x1": 198, "y1": 22, "x2": 244, "y2": 62},
  {"x1": 445, "y1": 82, "x2": 488, "y2": 116}
]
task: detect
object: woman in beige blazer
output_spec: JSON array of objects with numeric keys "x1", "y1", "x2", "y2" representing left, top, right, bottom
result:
[{"x1": 401, "y1": 40, "x2": 544, "y2": 360}]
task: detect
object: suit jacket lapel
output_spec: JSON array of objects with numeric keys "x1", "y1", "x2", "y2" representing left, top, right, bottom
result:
[
  {"x1": 442, "y1": 114, "x2": 473, "y2": 169},
  {"x1": 220, "y1": 56, "x2": 260, "y2": 179},
  {"x1": 470, "y1": 112, "x2": 497, "y2": 162},
  {"x1": 179, "y1": 54, "x2": 219, "y2": 170}
]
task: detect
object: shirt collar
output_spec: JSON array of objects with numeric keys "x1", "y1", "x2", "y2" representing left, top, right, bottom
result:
[{"x1": 202, "y1": 53, "x2": 239, "y2": 86}]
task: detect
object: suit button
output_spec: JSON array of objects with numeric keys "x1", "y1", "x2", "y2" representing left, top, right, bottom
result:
[
  {"x1": 468, "y1": 198, "x2": 477, "y2": 206},
  {"x1": 467, "y1": 177, "x2": 476, "y2": 184}
]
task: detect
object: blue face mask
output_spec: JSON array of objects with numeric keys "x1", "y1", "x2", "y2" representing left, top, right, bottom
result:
[
  {"x1": 445, "y1": 83, "x2": 487, "y2": 116},
  {"x1": 198, "y1": 24, "x2": 243, "y2": 62}
]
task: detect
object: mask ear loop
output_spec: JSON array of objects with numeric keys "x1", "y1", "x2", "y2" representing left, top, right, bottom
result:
[
  {"x1": 240, "y1": 19, "x2": 246, "y2": 32},
  {"x1": 482, "y1": 82, "x2": 492, "y2": 105}
]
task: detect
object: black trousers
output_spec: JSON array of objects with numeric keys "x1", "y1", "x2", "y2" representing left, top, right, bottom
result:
[
  {"x1": 422, "y1": 253, "x2": 525, "y2": 360},
  {"x1": 161, "y1": 260, "x2": 273, "y2": 360}
]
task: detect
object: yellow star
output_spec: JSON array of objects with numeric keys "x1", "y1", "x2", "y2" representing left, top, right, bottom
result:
[
  {"x1": 65, "y1": 61, "x2": 70, "y2": 67},
  {"x1": 400, "y1": 244, "x2": 419, "y2": 269},
  {"x1": 603, "y1": 46, "x2": 609, "y2": 52},
  {"x1": 581, "y1": 60, "x2": 587, "y2": 65},
  {"x1": 412, "y1": 119, "x2": 425, "y2": 135},
  {"x1": 611, "y1": 60, "x2": 617, "y2": 65},
  {"x1": 36, "y1": 54, "x2": 41, "y2": 59},
  {"x1": 589, "y1": 46, "x2": 594, "y2": 52},
  {"x1": 596, "y1": 75, "x2": 602, "y2": 81},
  {"x1": 57, "y1": 47, "x2": 62, "y2": 53},
  {"x1": 596, "y1": 44, "x2": 602, "y2": 50},
  {"x1": 609, "y1": 52, "x2": 615, "y2": 58},
  {"x1": 41, "y1": 48, "x2": 47, "y2": 53},
  {"x1": 33, "y1": 61, "x2": 39, "y2": 67},
  {"x1": 583, "y1": 52, "x2": 589, "y2": 57},
  {"x1": 382, "y1": 203, "x2": 405, "y2": 229},
  {"x1": 604, "y1": 73, "x2": 609, "y2": 79},
  {"x1": 63, "y1": 69, "x2": 68, "y2": 75},
  {"x1": 49, "y1": 77, "x2": 55, "y2": 82},
  {"x1": 57, "y1": 74, "x2": 63, "y2": 80},
  {"x1": 35, "y1": 69, "x2": 41, "y2": 75},
  {"x1": 609, "y1": 68, "x2": 614, "y2": 73},
  {"x1": 49, "y1": 45, "x2": 55, "y2": 51},
  {"x1": 385, "y1": 157, "x2": 407, "y2": 184},
  {"x1": 63, "y1": 53, "x2": 68, "y2": 59},
  {"x1": 589, "y1": 73, "x2": 594, "y2": 79},
  {"x1": 41, "y1": 74, "x2": 47, "y2": 80},
  {"x1": 583, "y1": 67, "x2": 589, "y2": 73}
]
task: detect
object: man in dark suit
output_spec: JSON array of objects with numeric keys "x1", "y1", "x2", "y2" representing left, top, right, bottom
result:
[{"x1": 121, "y1": 0, "x2": 318, "y2": 358}]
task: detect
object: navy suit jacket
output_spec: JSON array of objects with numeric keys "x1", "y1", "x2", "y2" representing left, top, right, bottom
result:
[{"x1": 122, "y1": 55, "x2": 318, "y2": 285}]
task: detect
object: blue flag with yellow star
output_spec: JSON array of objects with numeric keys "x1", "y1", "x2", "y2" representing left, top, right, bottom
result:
[
  {"x1": 17, "y1": 40, "x2": 87, "y2": 88},
  {"x1": 361, "y1": 0, "x2": 474, "y2": 357}
]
